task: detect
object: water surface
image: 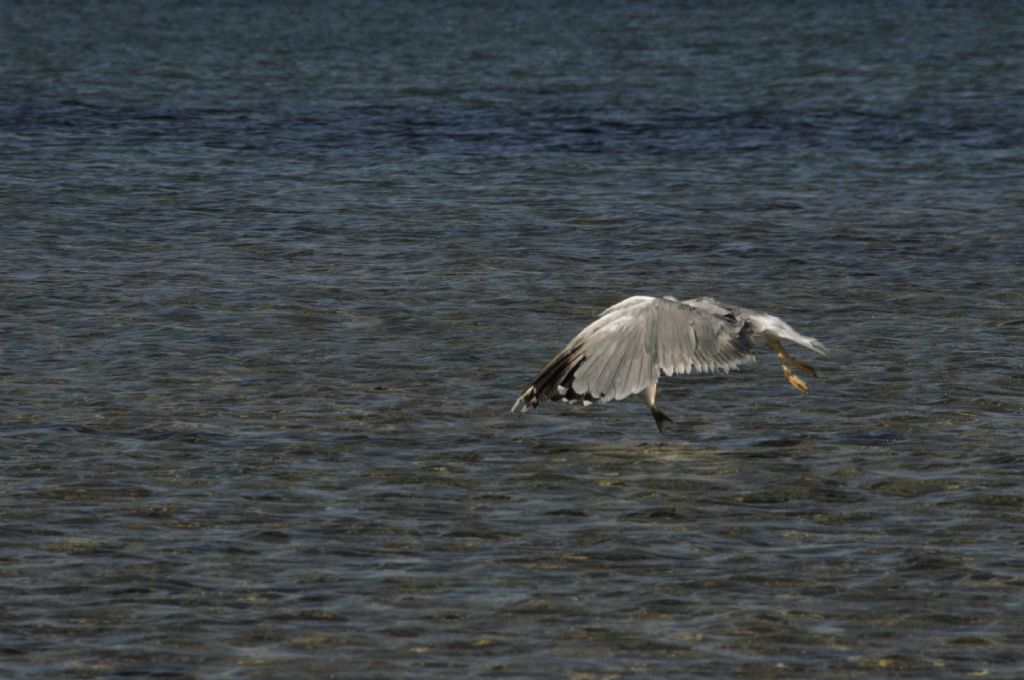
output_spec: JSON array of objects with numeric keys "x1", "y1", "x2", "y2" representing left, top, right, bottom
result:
[{"x1": 2, "y1": 2, "x2": 1023, "y2": 678}]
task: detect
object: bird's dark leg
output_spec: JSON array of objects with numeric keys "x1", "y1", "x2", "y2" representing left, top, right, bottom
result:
[
  {"x1": 651, "y1": 407, "x2": 673, "y2": 434},
  {"x1": 643, "y1": 384, "x2": 673, "y2": 434}
]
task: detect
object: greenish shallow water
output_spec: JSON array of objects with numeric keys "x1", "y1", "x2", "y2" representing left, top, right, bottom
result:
[{"x1": 2, "y1": 2, "x2": 1023, "y2": 678}]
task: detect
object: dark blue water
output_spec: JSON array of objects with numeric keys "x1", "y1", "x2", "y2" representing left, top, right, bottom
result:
[{"x1": 2, "y1": 2, "x2": 1023, "y2": 677}]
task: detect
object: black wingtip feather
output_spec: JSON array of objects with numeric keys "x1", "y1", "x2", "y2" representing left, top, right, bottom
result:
[{"x1": 516, "y1": 344, "x2": 597, "y2": 409}]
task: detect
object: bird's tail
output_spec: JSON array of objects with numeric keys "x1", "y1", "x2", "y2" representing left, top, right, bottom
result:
[
  {"x1": 747, "y1": 312, "x2": 828, "y2": 356},
  {"x1": 798, "y1": 335, "x2": 828, "y2": 356},
  {"x1": 780, "y1": 330, "x2": 827, "y2": 357}
]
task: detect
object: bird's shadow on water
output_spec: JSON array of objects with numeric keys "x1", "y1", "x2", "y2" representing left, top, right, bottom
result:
[{"x1": 519, "y1": 429, "x2": 819, "y2": 463}]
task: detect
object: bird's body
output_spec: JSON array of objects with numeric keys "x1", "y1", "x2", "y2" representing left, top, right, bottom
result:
[{"x1": 511, "y1": 295, "x2": 827, "y2": 432}]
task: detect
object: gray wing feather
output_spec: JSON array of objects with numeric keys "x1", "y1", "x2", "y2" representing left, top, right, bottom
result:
[{"x1": 513, "y1": 295, "x2": 757, "y2": 411}]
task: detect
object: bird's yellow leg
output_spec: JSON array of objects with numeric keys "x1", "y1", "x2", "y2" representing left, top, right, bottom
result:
[
  {"x1": 768, "y1": 339, "x2": 817, "y2": 376},
  {"x1": 769, "y1": 340, "x2": 809, "y2": 394},
  {"x1": 785, "y1": 353, "x2": 818, "y2": 377}
]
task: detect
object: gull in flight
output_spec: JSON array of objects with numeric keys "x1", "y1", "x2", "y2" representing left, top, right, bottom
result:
[{"x1": 511, "y1": 295, "x2": 827, "y2": 433}]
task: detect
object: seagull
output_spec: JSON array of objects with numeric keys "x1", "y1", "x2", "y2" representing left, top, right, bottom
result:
[{"x1": 511, "y1": 295, "x2": 827, "y2": 433}]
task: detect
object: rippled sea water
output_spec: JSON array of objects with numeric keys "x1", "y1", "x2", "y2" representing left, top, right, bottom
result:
[{"x1": 3, "y1": 2, "x2": 1024, "y2": 678}]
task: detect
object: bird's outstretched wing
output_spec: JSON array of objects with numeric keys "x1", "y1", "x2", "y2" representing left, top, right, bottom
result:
[{"x1": 512, "y1": 295, "x2": 757, "y2": 412}]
